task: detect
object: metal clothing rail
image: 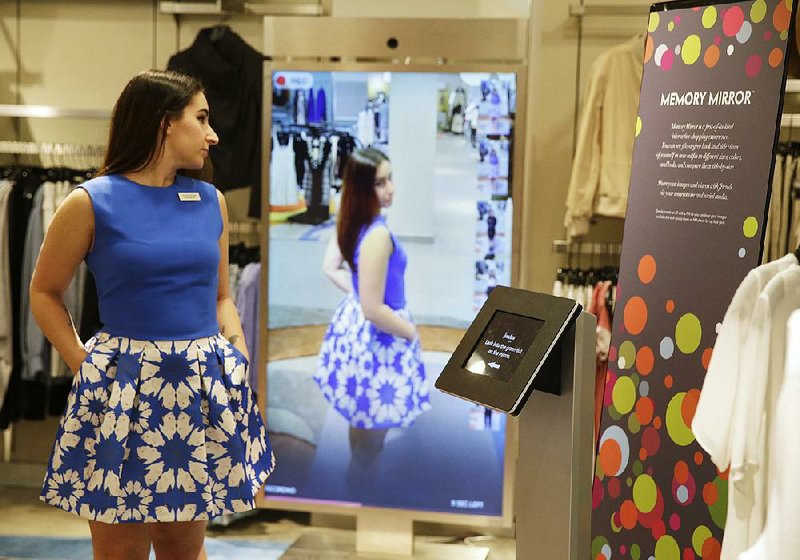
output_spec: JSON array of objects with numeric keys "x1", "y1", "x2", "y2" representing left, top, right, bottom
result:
[
  {"x1": 0, "y1": 141, "x2": 105, "y2": 157},
  {"x1": 568, "y1": 3, "x2": 650, "y2": 17},
  {"x1": 0, "y1": 105, "x2": 111, "y2": 120}
]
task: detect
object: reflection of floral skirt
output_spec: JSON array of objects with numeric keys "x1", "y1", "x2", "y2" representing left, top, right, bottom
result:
[
  {"x1": 41, "y1": 332, "x2": 275, "y2": 523},
  {"x1": 314, "y1": 295, "x2": 431, "y2": 429}
]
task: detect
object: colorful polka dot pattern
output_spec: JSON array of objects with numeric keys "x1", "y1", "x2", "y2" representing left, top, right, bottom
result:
[
  {"x1": 591, "y1": 3, "x2": 791, "y2": 559},
  {"x1": 648, "y1": 0, "x2": 791, "y2": 76}
]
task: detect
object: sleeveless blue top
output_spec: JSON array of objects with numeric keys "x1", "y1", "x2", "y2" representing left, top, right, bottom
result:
[
  {"x1": 351, "y1": 216, "x2": 407, "y2": 310},
  {"x1": 80, "y1": 174, "x2": 222, "y2": 340}
]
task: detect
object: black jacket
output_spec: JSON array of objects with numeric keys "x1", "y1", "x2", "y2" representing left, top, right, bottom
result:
[{"x1": 168, "y1": 26, "x2": 263, "y2": 217}]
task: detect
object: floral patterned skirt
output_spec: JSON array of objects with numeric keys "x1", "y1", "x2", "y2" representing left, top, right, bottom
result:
[
  {"x1": 41, "y1": 331, "x2": 275, "y2": 523},
  {"x1": 314, "y1": 295, "x2": 431, "y2": 430}
]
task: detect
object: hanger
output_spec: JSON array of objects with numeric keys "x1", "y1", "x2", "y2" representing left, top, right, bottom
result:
[{"x1": 209, "y1": 24, "x2": 229, "y2": 43}]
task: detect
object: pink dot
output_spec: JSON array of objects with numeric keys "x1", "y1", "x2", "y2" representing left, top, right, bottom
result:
[
  {"x1": 684, "y1": 549, "x2": 696, "y2": 560},
  {"x1": 674, "y1": 15, "x2": 681, "y2": 25},
  {"x1": 764, "y1": 30, "x2": 772, "y2": 40},
  {"x1": 609, "y1": 346, "x2": 618, "y2": 362},
  {"x1": 714, "y1": 35, "x2": 721, "y2": 45},
  {"x1": 723, "y1": 6, "x2": 744, "y2": 37},
  {"x1": 620, "y1": 544, "x2": 628, "y2": 554},
  {"x1": 746, "y1": 54, "x2": 762, "y2": 78},
  {"x1": 669, "y1": 513, "x2": 681, "y2": 531},
  {"x1": 661, "y1": 49, "x2": 675, "y2": 71}
]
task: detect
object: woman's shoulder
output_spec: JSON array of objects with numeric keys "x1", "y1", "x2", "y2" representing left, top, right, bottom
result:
[{"x1": 78, "y1": 174, "x2": 119, "y2": 195}]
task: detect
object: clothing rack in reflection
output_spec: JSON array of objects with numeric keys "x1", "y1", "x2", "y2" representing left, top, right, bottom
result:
[{"x1": 0, "y1": 141, "x2": 105, "y2": 157}]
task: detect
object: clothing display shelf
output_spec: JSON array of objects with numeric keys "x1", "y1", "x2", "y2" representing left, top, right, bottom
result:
[
  {"x1": 159, "y1": 0, "x2": 327, "y2": 16},
  {"x1": 0, "y1": 141, "x2": 105, "y2": 158},
  {"x1": 552, "y1": 239, "x2": 622, "y2": 256},
  {"x1": 782, "y1": 114, "x2": 800, "y2": 128}
]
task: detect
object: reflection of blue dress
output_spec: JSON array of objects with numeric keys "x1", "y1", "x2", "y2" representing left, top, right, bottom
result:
[{"x1": 314, "y1": 217, "x2": 430, "y2": 429}]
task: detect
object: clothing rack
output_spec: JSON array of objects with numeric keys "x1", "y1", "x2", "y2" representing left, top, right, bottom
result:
[
  {"x1": 552, "y1": 239, "x2": 623, "y2": 255},
  {"x1": 0, "y1": 105, "x2": 110, "y2": 119},
  {"x1": 0, "y1": 141, "x2": 105, "y2": 157},
  {"x1": 568, "y1": 3, "x2": 650, "y2": 17}
]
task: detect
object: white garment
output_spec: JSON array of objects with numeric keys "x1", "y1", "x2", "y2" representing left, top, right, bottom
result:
[
  {"x1": 269, "y1": 134, "x2": 299, "y2": 207},
  {"x1": 0, "y1": 181, "x2": 14, "y2": 409},
  {"x1": 357, "y1": 110, "x2": 376, "y2": 147},
  {"x1": 42, "y1": 181, "x2": 58, "y2": 231},
  {"x1": 740, "y1": 309, "x2": 800, "y2": 560},
  {"x1": 693, "y1": 253, "x2": 797, "y2": 468}
]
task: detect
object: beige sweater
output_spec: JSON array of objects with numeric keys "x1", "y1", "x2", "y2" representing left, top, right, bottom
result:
[{"x1": 564, "y1": 34, "x2": 645, "y2": 240}]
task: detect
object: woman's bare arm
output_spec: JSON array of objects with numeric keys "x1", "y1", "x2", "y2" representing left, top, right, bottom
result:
[{"x1": 322, "y1": 233, "x2": 352, "y2": 293}]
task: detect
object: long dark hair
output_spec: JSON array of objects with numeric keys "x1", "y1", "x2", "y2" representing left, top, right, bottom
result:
[
  {"x1": 98, "y1": 70, "x2": 204, "y2": 177},
  {"x1": 338, "y1": 148, "x2": 388, "y2": 271}
]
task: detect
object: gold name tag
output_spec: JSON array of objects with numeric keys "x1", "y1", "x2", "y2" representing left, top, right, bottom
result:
[{"x1": 178, "y1": 192, "x2": 201, "y2": 202}]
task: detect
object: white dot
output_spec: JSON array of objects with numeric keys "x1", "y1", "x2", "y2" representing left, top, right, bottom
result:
[
  {"x1": 660, "y1": 337, "x2": 675, "y2": 359},
  {"x1": 601, "y1": 544, "x2": 612, "y2": 557},
  {"x1": 618, "y1": 357, "x2": 627, "y2": 369},
  {"x1": 677, "y1": 485, "x2": 689, "y2": 502},
  {"x1": 675, "y1": 45, "x2": 681, "y2": 55},
  {"x1": 716, "y1": 322, "x2": 722, "y2": 334},
  {"x1": 655, "y1": 44, "x2": 669, "y2": 66},
  {"x1": 640, "y1": 380, "x2": 650, "y2": 397},
  {"x1": 738, "y1": 247, "x2": 746, "y2": 258},
  {"x1": 736, "y1": 21, "x2": 752, "y2": 44},
  {"x1": 727, "y1": 44, "x2": 735, "y2": 55}
]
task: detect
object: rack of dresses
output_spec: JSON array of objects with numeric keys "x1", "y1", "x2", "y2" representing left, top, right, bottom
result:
[
  {"x1": 356, "y1": 92, "x2": 388, "y2": 147},
  {"x1": 273, "y1": 123, "x2": 357, "y2": 225},
  {"x1": 763, "y1": 141, "x2": 800, "y2": 263}
]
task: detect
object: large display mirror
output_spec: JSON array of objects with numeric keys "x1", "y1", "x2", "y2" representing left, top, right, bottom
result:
[{"x1": 262, "y1": 69, "x2": 518, "y2": 519}]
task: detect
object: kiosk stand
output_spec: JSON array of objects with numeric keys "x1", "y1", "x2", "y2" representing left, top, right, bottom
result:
[{"x1": 436, "y1": 286, "x2": 596, "y2": 559}]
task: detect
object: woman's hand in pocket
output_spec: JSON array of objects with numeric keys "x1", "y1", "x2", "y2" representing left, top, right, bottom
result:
[{"x1": 68, "y1": 350, "x2": 90, "y2": 376}]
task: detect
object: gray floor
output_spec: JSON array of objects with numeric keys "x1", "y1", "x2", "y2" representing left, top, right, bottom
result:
[
  {"x1": 0, "y1": 487, "x2": 515, "y2": 559},
  {"x1": 268, "y1": 133, "x2": 480, "y2": 329}
]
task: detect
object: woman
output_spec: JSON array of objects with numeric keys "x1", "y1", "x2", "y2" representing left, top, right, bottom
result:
[
  {"x1": 314, "y1": 148, "x2": 430, "y2": 477},
  {"x1": 30, "y1": 70, "x2": 274, "y2": 559}
]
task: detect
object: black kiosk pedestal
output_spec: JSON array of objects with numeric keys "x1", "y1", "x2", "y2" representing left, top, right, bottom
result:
[{"x1": 436, "y1": 286, "x2": 596, "y2": 559}]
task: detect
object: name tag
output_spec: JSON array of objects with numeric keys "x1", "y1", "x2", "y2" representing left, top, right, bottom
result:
[{"x1": 178, "y1": 192, "x2": 201, "y2": 202}]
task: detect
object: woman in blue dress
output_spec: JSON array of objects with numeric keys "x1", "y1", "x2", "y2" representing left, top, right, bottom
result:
[
  {"x1": 315, "y1": 148, "x2": 430, "y2": 475},
  {"x1": 29, "y1": 70, "x2": 274, "y2": 559}
]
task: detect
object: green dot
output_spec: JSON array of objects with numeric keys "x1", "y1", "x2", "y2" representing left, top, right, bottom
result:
[
  {"x1": 613, "y1": 376, "x2": 637, "y2": 414},
  {"x1": 709, "y1": 477, "x2": 728, "y2": 528},
  {"x1": 635, "y1": 116, "x2": 643, "y2": 137},
  {"x1": 702, "y1": 6, "x2": 717, "y2": 27},
  {"x1": 693, "y1": 525, "x2": 712, "y2": 555},
  {"x1": 675, "y1": 313, "x2": 702, "y2": 354},
  {"x1": 633, "y1": 474, "x2": 658, "y2": 513},
  {"x1": 666, "y1": 393, "x2": 695, "y2": 446},
  {"x1": 631, "y1": 543, "x2": 641, "y2": 560},
  {"x1": 655, "y1": 535, "x2": 680, "y2": 560},
  {"x1": 627, "y1": 477, "x2": 633, "y2": 487},
  {"x1": 633, "y1": 461, "x2": 644, "y2": 476},
  {"x1": 619, "y1": 341, "x2": 636, "y2": 370},
  {"x1": 628, "y1": 413, "x2": 642, "y2": 434},
  {"x1": 591, "y1": 536, "x2": 610, "y2": 558},
  {"x1": 743, "y1": 216, "x2": 758, "y2": 238},
  {"x1": 648, "y1": 12, "x2": 660, "y2": 32}
]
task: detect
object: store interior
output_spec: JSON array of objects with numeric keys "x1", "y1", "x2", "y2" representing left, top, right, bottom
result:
[{"x1": 2, "y1": 0, "x2": 800, "y2": 559}]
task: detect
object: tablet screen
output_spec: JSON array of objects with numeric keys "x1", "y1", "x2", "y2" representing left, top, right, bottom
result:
[{"x1": 463, "y1": 310, "x2": 544, "y2": 382}]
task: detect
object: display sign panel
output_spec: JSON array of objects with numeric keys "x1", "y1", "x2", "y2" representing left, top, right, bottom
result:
[
  {"x1": 264, "y1": 70, "x2": 518, "y2": 517},
  {"x1": 590, "y1": 0, "x2": 795, "y2": 557},
  {"x1": 436, "y1": 286, "x2": 581, "y2": 414},
  {"x1": 463, "y1": 311, "x2": 544, "y2": 382}
]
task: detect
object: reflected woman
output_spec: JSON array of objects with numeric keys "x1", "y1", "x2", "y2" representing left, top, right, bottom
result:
[{"x1": 315, "y1": 148, "x2": 431, "y2": 480}]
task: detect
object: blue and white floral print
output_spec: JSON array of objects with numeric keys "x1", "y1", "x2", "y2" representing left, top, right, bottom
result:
[
  {"x1": 314, "y1": 294, "x2": 431, "y2": 429},
  {"x1": 41, "y1": 332, "x2": 274, "y2": 523}
]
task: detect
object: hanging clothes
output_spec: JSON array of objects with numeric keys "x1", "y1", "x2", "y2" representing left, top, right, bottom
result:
[
  {"x1": 269, "y1": 133, "x2": 299, "y2": 207},
  {"x1": 693, "y1": 253, "x2": 800, "y2": 560},
  {"x1": 0, "y1": 181, "x2": 13, "y2": 411},
  {"x1": 315, "y1": 88, "x2": 327, "y2": 123},
  {"x1": 307, "y1": 88, "x2": 317, "y2": 124},
  {"x1": 294, "y1": 90, "x2": 307, "y2": 125},
  {"x1": 168, "y1": 26, "x2": 264, "y2": 218},
  {"x1": 236, "y1": 262, "x2": 261, "y2": 393},
  {"x1": 564, "y1": 34, "x2": 645, "y2": 240}
]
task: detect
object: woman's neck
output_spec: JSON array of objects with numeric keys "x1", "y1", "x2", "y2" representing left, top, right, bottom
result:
[{"x1": 124, "y1": 160, "x2": 177, "y2": 188}]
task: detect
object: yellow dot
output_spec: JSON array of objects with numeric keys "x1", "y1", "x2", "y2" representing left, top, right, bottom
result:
[
  {"x1": 743, "y1": 216, "x2": 759, "y2": 238},
  {"x1": 681, "y1": 35, "x2": 702, "y2": 65},
  {"x1": 619, "y1": 341, "x2": 636, "y2": 370},
  {"x1": 668, "y1": 21, "x2": 675, "y2": 31},
  {"x1": 635, "y1": 116, "x2": 643, "y2": 137},
  {"x1": 693, "y1": 526, "x2": 712, "y2": 555},
  {"x1": 702, "y1": 6, "x2": 718, "y2": 28},
  {"x1": 676, "y1": 313, "x2": 702, "y2": 354},
  {"x1": 666, "y1": 393, "x2": 696, "y2": 446},
  {"x1": 750, "y1": 0, "x2": 767, "y2": 23},
  {"x1": 649, "y1": 12, "x2": 660, "y2": 33},
  {"x1": 655, "y1": 535, "x2": 680, "y2": 560}
]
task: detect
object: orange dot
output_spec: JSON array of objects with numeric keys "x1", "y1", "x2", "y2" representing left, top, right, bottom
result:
[
  {"x1": 596, "y1": 554, "x2": 607, "y2": 560},
  {"x1": 665, "y1": 300, "x2": 675, "y2": 313},
  {"x1": 620, "y1": 500, "x2": 638, "y2": 529},
  {"x1": 703, "y1": 481, "x2": 718, "y2": 505},
  {"x1": 636, "y1": 397, "x2": 654, "y2": 425},
  {"x1": 599, "y1": 439, "x2": 622, "y2": 477},
  {"x1": 769, "y1": 47, "x2": 783, "y2": 68},
  {"x1": 694, "y1": 451, "x2": 704, "y2": 465},
  {"x1": 702, "y1": 347, "x2": 713, "y2": 370},
  {"x1": 636, "y1": 346, "x2": 655, "y2": 376},
  {"x1": 644, "y1": 35, "x2": 654, "y2": 63},
  {"x1": 704, "y1": 45, "x2": 720, "y2": 68},
  {"x1": 654, "y1": 416, "x2": 662, "y2": 430},
  {"x1": 674, "y1": 460, "x2": 690, "y2": 484},
  {"x1": 624, "y1": 297, "x2": 648, "y2": 335},
  {"x1": 639, "y1": 448, "x2": 648, "y2": 461},
  {"x1": 638, "y1": 255, "x2": 657, "y2": 284},
  {"x1": 774, "y1": 1, "x2": 791, "y2": 32},
  {"x1": 718, "y1": 467, "x2": 730, "y2": 480},
  {"x1": 701, "y1": 537, "x2": 722, "y2": 560},
  {"x1": 682, "y1": 388, "x2": 701, "y2": 427},
  {"x1": 664, "y1": 375, "x2": 673, "y2": 389}
]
